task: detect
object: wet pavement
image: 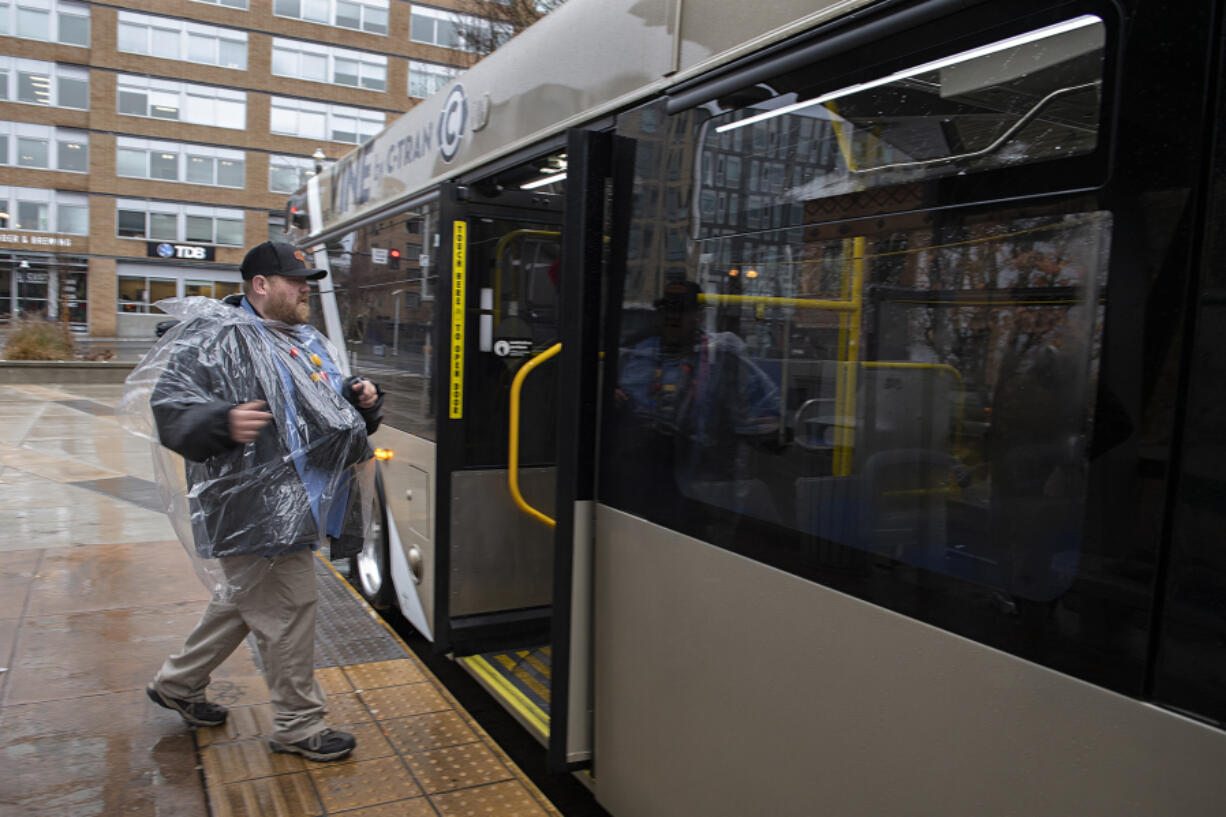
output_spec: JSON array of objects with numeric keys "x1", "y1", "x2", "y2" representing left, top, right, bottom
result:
[{"x1": 0, "y1": 381, "x2": 563, "y2": 817}]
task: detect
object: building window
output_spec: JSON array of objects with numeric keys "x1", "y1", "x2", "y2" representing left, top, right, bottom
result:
[
  {"x1": 408, "y1": 60, "x2": 462, "y2": 99},
  {"x1": 272, "y1": 39, "x2": 386, "y2": 91},
  {"x1": 189, "y1": 0, "x2": 248, "y2": 8},
  {"x1": 116, "y1": 75, "x2": 247, "y2": 130},
  {"x1": 0, "y1": 58, "x2": 88, "y2": 109},
  {"x1": 115, "y1": 137, "x2": 245, "y2": 188},
  {"x1": 118, "y1": 276, "x2": 175, "y2": 313},
  {"x1": 274, "y1": 0, "x2": 388, "y2": 35},
  {"x1": 56, "y1": 201, "x2": 87, "y2": 234},
  {"x1": 269, "y1": 154, "x2": 315, "y2": 193},
  {"x1": 115, "y1": 199, "x2": 245, "y2": 245},
  {"x1": 0, "y1": 126, "x2": 89, "y2": 173},
  {"x1": 0, "y1": 0, "x2": 89, "y2": 46},
  {"x1": 17, "y1": 199, "x2": 48, "y2": 231},
  {"x1": 0, "y1": 185, "x2": 87, "y2": 233},
  {"x1": 117, "y1": 11, "x2": 247, "y2": 70},
  {"x1": 118, "y1": 274, "x2": 240, "y2": 313},
  {"x1": 16, "y1": 135, "x2": 47, "y2": 168},
  {"x1": 410, "y1": 5, "x2": 510, "y2": 52},
  {"x1": 269, "y1": 97, "x2": 384, "y2": 145},
  {"x1": 58, "y1": 133, "x2": 87, "y2": 172}
]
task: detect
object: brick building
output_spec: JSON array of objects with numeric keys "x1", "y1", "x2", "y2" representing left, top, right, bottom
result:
[{"x1": 0, "y1": 0, "x2": 477, "y2": 337}]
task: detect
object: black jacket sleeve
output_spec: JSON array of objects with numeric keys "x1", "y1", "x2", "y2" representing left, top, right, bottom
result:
[
  {"x1": 342, "y1": 375, "x2": 384, "y2": 435},
  {"x1": 150, "y1": 336, "x2": 242, "y2": 463},
  {"x1": 152, "y1": 396, "x2": 237, "y2": 462}
]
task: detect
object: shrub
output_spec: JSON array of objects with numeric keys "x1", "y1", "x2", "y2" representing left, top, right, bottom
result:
[{"x1": 2, "y1": 314, "x2": 76, "y2": 361}]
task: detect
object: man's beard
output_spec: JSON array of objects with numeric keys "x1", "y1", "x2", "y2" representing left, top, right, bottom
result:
[{"x1": 266, "y1": 294, "x2": 310, "y2": 325}]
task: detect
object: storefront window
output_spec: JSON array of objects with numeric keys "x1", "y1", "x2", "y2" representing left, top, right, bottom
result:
[
  {"x1": 184, "y1": 280, "x2": 213, "y2": 298},
  {"x1": 117, "y1": 275, "x2": 146, "y2": 312}
]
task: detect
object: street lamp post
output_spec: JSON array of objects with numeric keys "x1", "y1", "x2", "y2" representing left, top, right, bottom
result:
[
  {"x1": 14, "y1": 259, "x2": 29, "y2": 317},
  {"x1": 391, "y1": 289, "x2": 404, "y2": 357}
]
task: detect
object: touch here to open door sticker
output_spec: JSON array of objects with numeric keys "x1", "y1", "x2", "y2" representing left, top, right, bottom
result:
[{"x1": 449, "y1": 220, "x2": 466, "y2": 419}]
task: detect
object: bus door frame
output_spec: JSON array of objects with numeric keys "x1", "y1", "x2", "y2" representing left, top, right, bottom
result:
[
  {"x1": 433, "y1": 181, "x2": 564, "y2": 657},
  {"x1": 548, "y1": 128, "x2": 635, "y2": 773}
]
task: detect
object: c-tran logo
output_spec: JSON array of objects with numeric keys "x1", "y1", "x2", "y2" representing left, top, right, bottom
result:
[{"x1": 438, "y1": 84, "x2": 468, "y2": 163}]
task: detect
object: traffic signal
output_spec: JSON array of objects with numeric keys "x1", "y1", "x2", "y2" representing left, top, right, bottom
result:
[
  {"x1": 286, "y1": 193, "x2": 309, "y2": 231},
  {"x1": 389, "y1": 248, "x2": 401, "y2": 269}
]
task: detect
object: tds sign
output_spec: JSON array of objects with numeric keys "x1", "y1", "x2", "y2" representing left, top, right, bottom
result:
[{"x1": 146, "y1": 242, "x2": 216, "y2": 261}]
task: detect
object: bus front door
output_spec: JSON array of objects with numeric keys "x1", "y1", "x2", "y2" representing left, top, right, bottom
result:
[
  {"x1": 434, "y1": 131, "x2": 622, "y2": 772},
  {"x1": 434, "y1": 179, "x2": 565, "y2": 743}
]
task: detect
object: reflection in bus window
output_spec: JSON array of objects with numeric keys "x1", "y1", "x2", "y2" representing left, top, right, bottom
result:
[
  {"x1": 312, "y1": 204, "x2": 440, "y2": 440},
  {"x1": 607, "y1": 81, "x2": 1110, "y2": 601},
  {"x1": 696, "y1": 15, "x2": 1105, "y2": 237}
]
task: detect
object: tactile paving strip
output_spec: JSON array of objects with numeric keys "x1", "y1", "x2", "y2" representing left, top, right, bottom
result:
[{"x1": 313, "y1": 558, "x2": 412, "y2": 668}]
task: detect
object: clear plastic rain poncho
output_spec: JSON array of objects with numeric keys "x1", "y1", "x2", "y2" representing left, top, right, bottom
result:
[{"x1": 119, "y1": 296, "x2": 375, "y2": 599}]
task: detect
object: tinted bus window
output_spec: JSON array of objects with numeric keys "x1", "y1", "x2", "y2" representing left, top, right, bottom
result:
[
  {"x1": 601, "y1": 12, "x2": 1134, "y2": 687},
  {"x1": 309, "y1": 203, "x2": 440, "y2": 439}
]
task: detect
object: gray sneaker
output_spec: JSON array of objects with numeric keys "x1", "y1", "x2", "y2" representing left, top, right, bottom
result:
[
  {"x1": 146, "y1": 685, "x2": 228, "y2": 727},
  {"x1": 269, "y1": 728, "x2": 356, "y2": 762}
]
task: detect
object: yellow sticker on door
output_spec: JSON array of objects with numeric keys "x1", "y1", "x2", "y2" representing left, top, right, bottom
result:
[{"x1": 449, "y1": 220, "x2": 467, "y2": 419}]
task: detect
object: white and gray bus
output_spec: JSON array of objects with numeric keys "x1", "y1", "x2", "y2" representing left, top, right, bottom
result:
[{"x1": 289, "y1": 0, "x2": 1226, "y2": 813}]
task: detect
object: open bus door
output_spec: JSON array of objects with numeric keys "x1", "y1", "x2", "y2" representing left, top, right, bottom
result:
[
  {"x1": 434, "y1": 178, "x2": 562, "y2": 660},
  {"x1": 432, "y1": 130, "x2": 623, "y2": 771}
]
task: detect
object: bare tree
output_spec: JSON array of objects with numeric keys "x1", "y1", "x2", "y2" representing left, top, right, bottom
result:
[{"x1": 452, "y1": 0, "x2": 567, "y2": 65}]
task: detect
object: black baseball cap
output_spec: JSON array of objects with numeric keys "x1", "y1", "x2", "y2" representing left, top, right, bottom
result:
[
  {"x1": 655, "y1": 279, "x2": 702, "y2": 311},
  {"x1": 240, "y1": 241, "x2": 327, "y2": 281}
]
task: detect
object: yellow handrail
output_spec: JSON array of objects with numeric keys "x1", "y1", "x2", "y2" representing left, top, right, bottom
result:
[{"x1": 508, "y1": 342, "x2": 562, "y2": 528}]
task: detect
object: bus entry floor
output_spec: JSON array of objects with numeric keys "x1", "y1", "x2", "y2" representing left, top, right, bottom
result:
[
  {"x1": 458, "y1": 647, "x2": 552, "y2": 742},
  {"x1": 0, "y1": 381, "x2": 563, "y2": 817}
]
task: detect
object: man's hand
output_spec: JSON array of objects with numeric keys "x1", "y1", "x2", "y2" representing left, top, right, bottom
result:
[
  {"x1": 229, "y1": 400, "x2": 273, "y2": 443},
  {"x1": 351, "y1": 379, "x2": 378, "y2": 409}
]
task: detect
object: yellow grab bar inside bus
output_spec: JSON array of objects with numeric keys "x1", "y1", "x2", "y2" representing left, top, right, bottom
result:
[{"x1": 509, "y1": 342, "x2": 562, "y2": 528}]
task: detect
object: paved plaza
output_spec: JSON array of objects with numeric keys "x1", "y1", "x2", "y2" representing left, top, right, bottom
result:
[{"x1": 0, "y1": 380, "x2": 561, "y2": 817}]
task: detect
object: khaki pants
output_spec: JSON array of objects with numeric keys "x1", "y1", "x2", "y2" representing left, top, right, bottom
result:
[{"x1": 153, "y1": 546, "x2": 327, "y2": 744}]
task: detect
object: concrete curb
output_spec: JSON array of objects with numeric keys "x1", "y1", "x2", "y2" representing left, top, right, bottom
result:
[{"x1": 0, "y1": 360, "x2": 137, "y2": 384}]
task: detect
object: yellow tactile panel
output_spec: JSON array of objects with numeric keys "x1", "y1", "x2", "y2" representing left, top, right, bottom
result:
[
  {"x1": 308, "y1": 755, "x2": 424, "y2": 812},
  {"x1": 404, "y1": 741, "x2": 514, "y2": 794},
  {"x1": 196, "y1": 659, "x2": 564, "y2": 817},
  {"x1": 381, "y1": 710, "x2": 480, "y2": 754},
  {"x1": 316, "y1": 665, "x2": 354, "y2": 694},
  {"x1": 345, "y1": 657, "x2": 427, "y2": 689},
  {"x1": 431, "y1": 779, "x2": 554, "y2": 817},
  {"x1": 326, "y1": 691, "x2": 375, "y2": 726},
  {"x1": 324, "y1": 798, "x2": 438, "y2": 817},
  {"x1": 331, "y1": 721, "x2": 396, "y2": 765},
  {"x1": 359, "y1": 681, "x2": 451, "y2": 719}
]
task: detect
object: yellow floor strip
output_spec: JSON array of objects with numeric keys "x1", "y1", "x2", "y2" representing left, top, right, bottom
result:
[
  {"x1": 493, "y1": 653, "x2": 552, "y2": 701},
  {"x1": 460, "y1": 654, "x2": 551, "y2": 738},
  {"x1": 520, "y1": 651, "x2": 551, "y2": 678}
]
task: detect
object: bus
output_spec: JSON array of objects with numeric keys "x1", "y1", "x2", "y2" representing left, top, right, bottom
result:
[{"x1": 287, "y1": 0, "x2": 1226, "y2": 813}]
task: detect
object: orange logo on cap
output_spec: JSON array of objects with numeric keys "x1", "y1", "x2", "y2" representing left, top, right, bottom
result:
[{"x1": 293, "y1": 250, "x2": 306, "y2": 262}]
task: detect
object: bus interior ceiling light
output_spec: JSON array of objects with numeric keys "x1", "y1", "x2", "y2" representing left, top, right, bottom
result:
[
  {"x1": 520, "y1": 171, "x2": 567, "y2": 190},
  {"x1": 713, "y1": 14, "x2": 1102, "y2": 134}
]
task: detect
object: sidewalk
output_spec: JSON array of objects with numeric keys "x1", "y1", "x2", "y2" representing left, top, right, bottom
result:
[{"x1": 0, "y1": 381, "x2": 563, "y2": 817}]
